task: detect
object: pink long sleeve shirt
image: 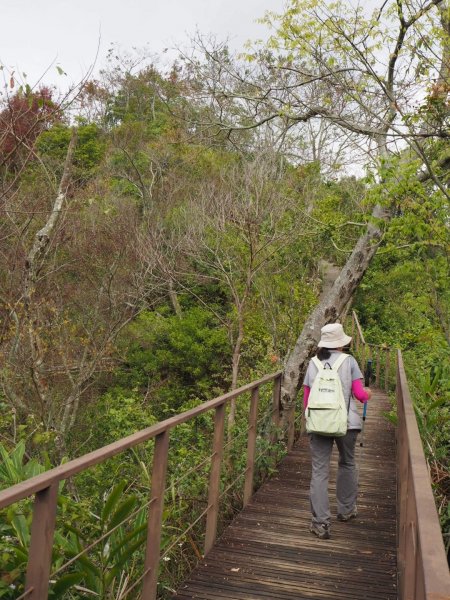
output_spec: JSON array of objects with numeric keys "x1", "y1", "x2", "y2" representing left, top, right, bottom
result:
[{"x1": 303, "y1": 378, "x2": 369, "y2": 410}]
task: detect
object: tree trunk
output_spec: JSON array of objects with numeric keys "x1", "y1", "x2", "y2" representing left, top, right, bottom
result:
[
  {"x1": 168, "y1": 280, "x2": 182, "y2": 317},
  {"x1": 21, "y1": 129, "x2": 77, "y2": 422},
  {"x1": 281, "y1": 204, "x2": 386, "y2": 407}
]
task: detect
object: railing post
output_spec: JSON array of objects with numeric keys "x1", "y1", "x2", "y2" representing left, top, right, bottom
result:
[
  {"x1": 270, "y1": 375, "x2": 282, "y2": 463},
  {"x1": 243, "y1": 387, "x2": 259, "y2": 507},
  {"x1": 360, "y1": 342, "x2": 366, "y2": 374},
  {"x1": 271, "y1": 375, "x2": 281, "y2": 441},
  {"x1": 142, "y1": 430, "x2": 170, "y2": 600},
  {"x1": 24, "y1": 483, "x2": 58, "y2": 599},
  {"x1": 385, "y1": 348, "x2": 390, "y2": 392},
  {"x1": 375, "y1": 346, "x2": 381, "y2": 387},
  {"x1": 204, "y1": 403, "x2": 226, "y2": 555},
  {"x1": 287, "y1": 405, "x2": 296, "y2": 451}
]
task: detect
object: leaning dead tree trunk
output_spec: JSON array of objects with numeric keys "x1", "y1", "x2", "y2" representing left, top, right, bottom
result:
[{"x1": 281, "y1": 204, "x2": 386, "y2": 407}]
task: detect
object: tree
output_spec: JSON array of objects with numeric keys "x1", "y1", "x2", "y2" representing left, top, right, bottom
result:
[
  {"x1": 0, "y1": 119, "x2": 159, "y2": 454},
  {"x1": 0, "y1": 87, "x2": 57, "y2": 171},
  {"x1": 156, "y1": 150, "x2": 304, "y2": 429}
]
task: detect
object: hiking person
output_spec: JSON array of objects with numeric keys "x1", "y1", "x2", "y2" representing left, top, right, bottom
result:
[{"x1": 303, "y1": 323, "x2": 372, "y2": 540}]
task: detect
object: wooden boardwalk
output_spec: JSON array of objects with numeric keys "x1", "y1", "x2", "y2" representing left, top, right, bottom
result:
[{"x1": 174, "y1": 389, "x2": 398, "y2": 600}]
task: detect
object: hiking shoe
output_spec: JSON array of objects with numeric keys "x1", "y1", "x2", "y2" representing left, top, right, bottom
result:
[
  {"x1": 310, "y1": 523, "x2": 331, "y2": 539},
  {"x1": 337, "y1": 507, "x2": 358, "y2": 522}
]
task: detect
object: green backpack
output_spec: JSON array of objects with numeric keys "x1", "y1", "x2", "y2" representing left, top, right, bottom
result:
[{"x1": 306, "y1": 354, "x2": 349, "y2": 437}]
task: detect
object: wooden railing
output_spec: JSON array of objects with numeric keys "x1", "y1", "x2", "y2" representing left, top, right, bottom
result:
[
  {"x1": 0, "y1": 372, "x2": 285, "y2": 600},
  {"x1": 351, "y1": 311, "x2": 450, "y2": 600},
  {"x1": 396, "y1": 351, "x2": 449, "y2": 600},
  {"x1": 350, "y1": 310, "x2": 395, "y2": 391}
]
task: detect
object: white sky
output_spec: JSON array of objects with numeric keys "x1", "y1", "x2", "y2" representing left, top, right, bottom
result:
[{"x1": 2, "y1": 0, "x2": 288, "y2": 88}]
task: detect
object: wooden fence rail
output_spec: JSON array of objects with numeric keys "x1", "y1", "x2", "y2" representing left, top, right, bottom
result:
[
  {"x1": 396, "y1": 351, "x2": 449, "y2": 600},
  {"x1": 0, "y1": 372, "x2": 285, "y2": 600},
  {"x1": 351, "y1": 310, "x2": 450, "y2": 600}
]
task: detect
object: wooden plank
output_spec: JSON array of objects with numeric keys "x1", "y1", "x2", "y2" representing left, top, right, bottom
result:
[
  {"x1": 360, "y1": 342, "x2": 366, "y2": 374},
  {"x1": 270, "y1": 374, "x2": 281, "y2": 445},
  {"x1": 352, "y1": 310, "x2": 366, "y2": 345},
  {"x1": 286, "y1": 406, "x2": 296, "y2": 451}
]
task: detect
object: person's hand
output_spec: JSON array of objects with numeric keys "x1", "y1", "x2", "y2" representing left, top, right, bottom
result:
[{"x1": 364, "y1": 387, "x2": 372, "y2": 400}]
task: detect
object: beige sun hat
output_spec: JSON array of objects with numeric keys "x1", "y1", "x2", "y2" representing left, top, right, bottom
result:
[{"x1": 317, "y1": 323, "x2": 352, "y2": 349}]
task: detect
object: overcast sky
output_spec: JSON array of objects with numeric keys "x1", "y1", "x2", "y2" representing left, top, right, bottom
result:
[{"x1": 2, "y1": 0, "x2": 288, "y2": 88}]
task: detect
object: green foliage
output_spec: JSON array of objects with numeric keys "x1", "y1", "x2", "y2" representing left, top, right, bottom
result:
[
  {"x1": 0, "y1": 405, "x2": 58, "y2": 465},
  {"x1": 355, "y1": 247, "x2": 449, "y2": 552},
  {"x1": 0, "y1": 467, "x2": 147, "y2": 598},
  {"x1": 409, "y1": 365, "x2": 450, "y2": 554},
  {"x1": 412, "y1": 366, "x2": 449, "y2": 462},
  {"x1": 365, "y1": 155, "x2": 448, "y2": 255},
  {"x1": 36, "y1": 121, "x2": 106, "y2": 182},
  {"x1": 114, "y1": 306, "x2": 230, "y2": 419},
  {"x1": 104, "y1": 65, "x2": 178, "y2": 134},
  {"x1": 356, "y1": 254, "x2": 448, "y2": 357},
  {"x1": 0, "y1": 441, "x2": 46, "y2": 486},
  {"x1": 57, "y1": 480, "x2": 148, "y2": 598},
  {"x1": 79, "y1": 391, "x2": 157, "y2": 448}
]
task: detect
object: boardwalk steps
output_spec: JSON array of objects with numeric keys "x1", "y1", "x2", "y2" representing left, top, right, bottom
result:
[{"x1": 174, "y1": 389, "x2": 397, "y2": 600}]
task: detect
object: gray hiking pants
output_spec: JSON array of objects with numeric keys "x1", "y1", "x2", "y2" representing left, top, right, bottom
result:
[{"x1": 309, "y1": 430, "x2": 359, "y2": 525}]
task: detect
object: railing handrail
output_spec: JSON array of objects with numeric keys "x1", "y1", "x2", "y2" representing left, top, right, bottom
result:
[
  {"x1": 0, "y1": 370, "x2": 281, "y2": 509},
  {"x1": 352, "y1": 309, "x2": 366, "y2": 345},
  {"x1": 396, "y1": 350, "x2": 450, "y2": 599}
]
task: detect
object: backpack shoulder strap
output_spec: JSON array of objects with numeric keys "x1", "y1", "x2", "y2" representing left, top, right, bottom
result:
[
  {"x1": 312, "y1": 356, "x2": 323, "y2": 370},
  {"x1": 331, "y1": 353, "x2": 349, "y2": 371}
]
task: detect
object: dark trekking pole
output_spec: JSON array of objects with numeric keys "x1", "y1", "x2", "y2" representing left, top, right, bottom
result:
[{"x1": 360, "y1": 358, "x2": 372, "y2": 448}]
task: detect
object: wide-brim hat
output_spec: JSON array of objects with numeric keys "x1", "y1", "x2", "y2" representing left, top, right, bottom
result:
[{"x1": 317, "y1": 323, "x2": 352, "y2": 348}]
